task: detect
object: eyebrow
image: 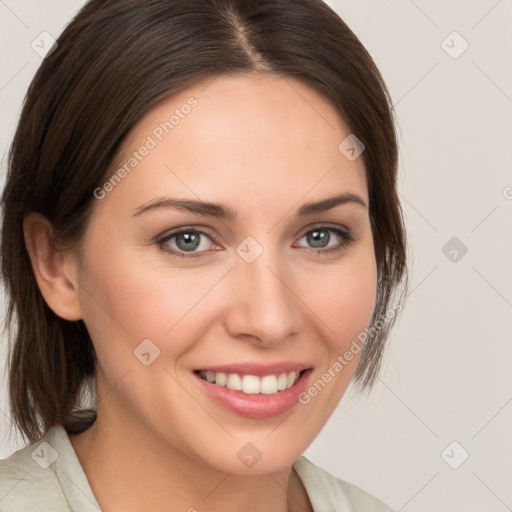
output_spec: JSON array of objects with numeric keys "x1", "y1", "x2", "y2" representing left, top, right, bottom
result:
[{"x1": 132, "y1": 193, "x2": 367, "y2": 220}]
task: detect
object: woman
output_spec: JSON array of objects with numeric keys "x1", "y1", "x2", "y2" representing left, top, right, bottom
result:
[{"x1": 0, "y1": 0, "x2": 408, "y2": 510}]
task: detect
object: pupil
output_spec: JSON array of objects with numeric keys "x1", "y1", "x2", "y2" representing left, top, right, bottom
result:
[
  {"x1": 177, "y1": 232, "x2": 200, "y2": 251},
  {"x1": 308, "y1": 230, "x2": 328, "y2": 248}
]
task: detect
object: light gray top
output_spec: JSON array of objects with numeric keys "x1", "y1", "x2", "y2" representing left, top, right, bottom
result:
[{"x1": 0, "y1": 424, "x2": 395, "y2": 511}]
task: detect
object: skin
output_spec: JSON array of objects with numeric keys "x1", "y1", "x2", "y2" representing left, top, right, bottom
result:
[{"x1": 24, "y1": 72, "x2": 377, "y2": 512}]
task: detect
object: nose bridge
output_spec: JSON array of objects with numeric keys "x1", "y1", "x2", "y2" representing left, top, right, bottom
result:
[{"x1": 227, "y1": 236, "x2": 300, "y2": 344}]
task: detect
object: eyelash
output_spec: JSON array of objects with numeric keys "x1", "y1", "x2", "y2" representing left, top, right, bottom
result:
[{"x1": 156, "y1": 224, "x2": 356, "y2": 260}]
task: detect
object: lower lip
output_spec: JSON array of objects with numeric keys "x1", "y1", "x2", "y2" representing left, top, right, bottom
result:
[{"x1": 193, "y1": 369, "x2": 312, "y2": 419}]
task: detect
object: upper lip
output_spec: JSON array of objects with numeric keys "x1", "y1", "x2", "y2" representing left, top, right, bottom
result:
[{"x1": 194, "y1": 362, "x2": 312, "y2": 377}]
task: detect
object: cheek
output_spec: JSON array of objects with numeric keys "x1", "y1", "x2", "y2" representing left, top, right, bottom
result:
[
  {"x1": 327, "y1": 265, "x2": 377, "y2": 343},
  {"x1": 290, "y1": 250, "x2": 378, "y2": 437},
  {"x1": 307, "y1": 248, "x2": 378, "y2": 352},
  {"x1": 301, "y1": 245, "x2": 377, "y2": 405},
  {"x1": 77, "y1": 239, "x2": 226, "y2": 371},
  {"x1": 78, "y1": 226, "x2": 377, "y2": 384}
]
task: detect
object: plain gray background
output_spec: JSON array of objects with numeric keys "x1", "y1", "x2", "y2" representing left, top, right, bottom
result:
[{"x1": 1, "y1": 1, "x2": 511, "y2": 511}]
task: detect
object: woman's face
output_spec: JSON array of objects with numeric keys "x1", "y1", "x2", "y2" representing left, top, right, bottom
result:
[{"x1": 69, "y1": 72, "x2": 377, "y2": 474}]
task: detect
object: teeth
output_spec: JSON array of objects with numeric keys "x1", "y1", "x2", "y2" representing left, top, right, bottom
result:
[
  {"x1": 215, "y1": 372, "x2": 227, "y2": 386},
  {"x1": 277, "y1": 373, "x2": 288, "y2": 390},
  {"x1": 260, "y1": 375, "x2": 277, "y2": 395},
  {"x1": 287, "y1": 371, "x2": 297, "y2": 388},
  {"x1": 227, "y1": 373, "x2": 242, "y2": 391},
  {"x1": 242, "y1": 375, "x2": 260, "y2": 394},
  {"x1": 198, "y1": 370, "x2": 302, "y2": 395}
]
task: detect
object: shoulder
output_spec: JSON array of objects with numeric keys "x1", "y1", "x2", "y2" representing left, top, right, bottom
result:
[
  {"x1": 293, "y1": 455, "x2": 395, "y2": 512},
  {"x1": 0, "y1": 427, "x2": 72, "y2": 512}
]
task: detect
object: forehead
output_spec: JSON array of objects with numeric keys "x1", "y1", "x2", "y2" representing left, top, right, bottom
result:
[{"x1": 94, "y1": 72, "x2": 368, "y2": 218}]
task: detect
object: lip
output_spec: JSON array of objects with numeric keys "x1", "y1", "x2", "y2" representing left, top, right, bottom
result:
[
  {"x1": 193, "y1": 362, "x2": 312, "y2": 377},
  {"x1": 193, "y1": 367, "x2": 313, "y2": 419}
]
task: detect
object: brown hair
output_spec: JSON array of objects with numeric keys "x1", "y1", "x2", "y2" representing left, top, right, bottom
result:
[{"x1": 1, "y1": 0, "x2": 408, "y2": 445}]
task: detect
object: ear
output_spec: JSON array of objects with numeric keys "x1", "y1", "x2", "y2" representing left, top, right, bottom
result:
[{"x1": 23, "y1": 212, "x2": 83, "y2": 321}]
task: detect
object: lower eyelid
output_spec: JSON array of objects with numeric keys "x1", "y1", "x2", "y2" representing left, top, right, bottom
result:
[
  {"x1": 158, "y1": 226, "x2": 355, "y2": 257},
  {"x1": 158, "y1": 229, "x2": 214, "y2": 253},
  {"x1": 295, "y1": 227, "x2": 355, "y2": 250}
]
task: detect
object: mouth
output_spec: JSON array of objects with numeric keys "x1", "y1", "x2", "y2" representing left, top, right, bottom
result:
[
  {"x1": 192, "y1": 364, "x2": 313, "y2": 419},
  {"x1": 194, "y1": 369, "x2": 307, "y2": 395}
]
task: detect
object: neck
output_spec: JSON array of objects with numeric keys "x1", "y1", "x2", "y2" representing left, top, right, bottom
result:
[{"x1": 68, "y1": 409, "x2": 312, "y2": 512}]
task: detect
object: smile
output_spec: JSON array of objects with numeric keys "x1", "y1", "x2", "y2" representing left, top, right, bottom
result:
[
  {"x1": 193, "y1": 365, "x2": 313, "y2": 419},
  {"x1": 196, "y1": 370, "x2": 304, "y2": 395}
]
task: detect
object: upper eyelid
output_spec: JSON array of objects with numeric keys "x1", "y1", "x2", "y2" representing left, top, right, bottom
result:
[{"x1": 159, "y1": 223, "x2": 352, "y2": 247}]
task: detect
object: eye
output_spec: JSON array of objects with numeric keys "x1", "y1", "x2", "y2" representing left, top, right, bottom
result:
[
  {"x1": 157, "y1": 227, "x2": 217, "y2": 259},
  {"x1": 294, "y1": 224, "x2": 356, "y2": 256},
  {"x1": 157, "y1": 224, "x2": 356, "y2": 259}
]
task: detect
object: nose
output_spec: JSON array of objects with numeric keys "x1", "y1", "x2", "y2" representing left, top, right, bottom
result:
[{"x1": 223, "y1": 245, "x2": 302, "y2": 347}]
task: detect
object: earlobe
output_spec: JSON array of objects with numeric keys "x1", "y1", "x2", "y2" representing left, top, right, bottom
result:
[{"x1": 23, "y1": 212, "x2": 83, "y2": 321}]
